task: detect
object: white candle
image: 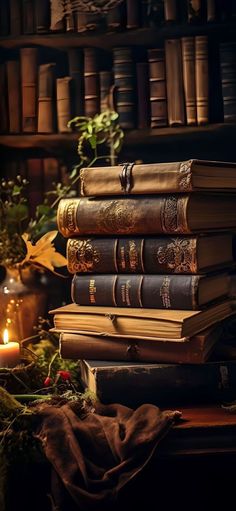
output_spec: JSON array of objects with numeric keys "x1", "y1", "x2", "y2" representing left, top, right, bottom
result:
[{"x1": 0, "y1": 329, "x2": 20, "y2": 368}]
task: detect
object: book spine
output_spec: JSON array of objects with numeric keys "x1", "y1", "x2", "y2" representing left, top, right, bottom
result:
[
  {"x1": 35, "y1": 0, "x2": 50, "y2": 32},
  {"x1": 65, "y1": 12, "x2": 75, "y2": 32},
  {"x1": 195, "y1": 35, "x2": 209, "y2": 125},
  {"x1": 0, "y1": 0, "x2": 10, "y2": 36},
  {"x1": 207, "y1": 0, "x2": 217, "y2": 21},
  {"x1": 9, "y1": 0, "x2": 21, "y2": 35},
  {"x1": 136, "y1": 62, "x2": 150, "y2": 128},
  {"x1": 165, "y1": 39, "x2": 185, "y2": 126},
  {"x1": 0, "y1": 64, "x2": 8, "y2": 133},
  {"x1": 99, "y1": 71, "x2": 114, "y2": 112},
  {"x1": 126, "y1": 0, "x2": 141, "y2": 28},
  {"x1": 113, "y1": 47, "x2": 136, "y2": 129},
  {"x1": 20, "y1": 48, "x2": 38, "y2": 132},
  {"x1": 148, "y1": 48, "x2": 168, "y2": 128},
  {"x1": 56, "y1": 77, "x2": 72, "y2": 133},
  {"x1": 7, "y1": 61, "x2": 21, "y2": 133},
  {"x1": 38, "y1": 63, "x2": 56, "y2": 133},
  {"x1": 164, "y1": 0, "x2": 177, "y2": 21},
  {"x1": 107, "y1": 5, "x2": 124, "y2": 30},
  {"x1": 84, "y1": 48, "x2": 99, "y2": 117},
  {"x1": 67, "y1": 236, "x2": 198, "y2": 274},
  {"x1": 22, "y1": 0, "x2": 35, "y2": 34},
  {"x1": 220, "y1": 42, "x2": 236, "y2": 123},
  {"x1": 74, "y1": 11, "x2": 88, "y2": 32},
  {"x1": 80, "y1": 359, "x2": 236, "y2": 406},
  {"x1": 57, "y1": 196, "x2": 191, "y2": 237},
  {"x1": 182, "y1": 37, "x2": 197, "y2": 125},
  {"x1": 68, "y1": 49, "x2": 84, "y2": 117},
  {"x1": 71, "y1": 274, "x2": 201, "y2": 309},
  {"x1": 187, "y1": 0, "x2": 202, "y2": 22}
]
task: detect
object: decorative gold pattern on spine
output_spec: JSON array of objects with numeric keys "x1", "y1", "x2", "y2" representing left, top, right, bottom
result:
[
  {"x1": 157, "y1": 238, "x2": 197, "y2": 273},
  {"x1": 57, "y1": 199, "x2": 80, "y2": 237},
  {"x1": 128, "y1": 240, "x2": 139, "y2": 271},
  {"x1": 79, "y1": 168, "x2": 86, "y2": 196},
  {"x1": 113, "y1": 239, "x2": 118, "y2": 273},
  {"x1": 67, "y1": 239, "x2": 101, "y2": 273},
  {"x1": 140, "y1": 239, "x2": 145, "y2": 273},
  {"x1": 191, "y1": 275, "x2": 200, "y2": 309},
  {"x1": 98, "y1": 200, "x2": 136, "y2": 234},
  {"x1": 178, "y1": 160, "x2": 193, "y2": 191},
  {"x1": 112, "y1": 275, "x2": 118, "y2": 306},
  {"x1": 138, "y1": 275, "x2": 144, "y2": 307},
  {"x1": 160, "y1": 276, "x2": 171, "y2": 308},
  {"x1": 160, "y1": 196, "x2": 190, "y2": 233}
]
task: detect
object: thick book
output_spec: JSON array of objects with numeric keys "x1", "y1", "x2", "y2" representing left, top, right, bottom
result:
[
  {"x1": 56, "y1": 77, "x2": 72, "y2": 133},
  {"x1": 68, "y1": 49, "x2": 84, "y2": 117},
  {"x1": 66, "y1": 233, "x2": 233, "y2": 275},
  {"x1": 57, "y1": 194, "x2": 236, "y2": 237},
  {"x1": 50, "y1": 299, "x2": 235, "y2": 340},
  {"x1": 113, "y1": 47, "x2": 136, "y2": 129},
  {"x1": 84, "y1": 48, "x2": 99, "y2": 118},
  {"x1": 182, "y1": 37, "x2": 197, "y2": 125},
  {"x1": 71, "y1": 272, "x2": 230, "y2": 310},
  {"x1": 148, "y1": 48, "x2": 167, "y2": 128},
  {"x1": 165, "y1": 39, "x2": 185, "y2": 126},
  {"x1": 38, "y1": 63, "x2": 56, "y2": 133},
  {"x1": 59, "y1": 324, "x2": 223, "y2": 364},
  {"x1": 78, "y1": 159, "x2": 236, "y2": 196},
  {"x1": 79, "y1": 358, "x2": 236, "y2": 406},
  {"x1": 20, "y1": 48, "x2": 38, "y2": 132},
  {"x1": 195, "y1": 35, "x2": 209, "y2": 125},
  {"x1": 136, "y1": 62, "x2": 150, "y2": 129}
]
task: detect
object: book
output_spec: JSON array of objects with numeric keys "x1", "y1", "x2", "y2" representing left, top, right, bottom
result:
[
  {"x1": 20, "y1": 48, "x2": 38, "y2": 132},
  {"x1": 7, "y1": 60, "x2": 21, "y2": 133},
  {"x1": 113, "y1": 47, "x2": 136, "y2": 129},
  {"x1": 35, "y1": 0, "x2": 50, "y2": 32},
  {"x1": 56, "y1": 77, "x2": 72, "y2": 133},
  {"x1": 71, "y1": 272, "x2": 230, "y2": 310},
  {"x1": 220, "y1": 42, "x2": 236, "y2": 123},
  {"x1": 57, "y1": 194, "x2": 236, "y2": 237},
  {"x1": 79, "y1": 357, "x2": 236, "y2": 406},
  {"x1": 136, "y1": 62, "x2": 150, "y2": 129},
  {"x1": 78, "y1": 159, "x2": 236, "y2": 197},
  {"x1": 99, "y1": 71, "x2": 113, "y2": 113},
  {"x1": 68, "y1": 49, "x2": 84, "y2": 117},
  {"x1": 182, "y1": 37, "x2": 197, "y2": 125},
  {"x1": 50, "y1": 299, "x2": 235, "y2": 340},
  {"x1": 84, "y1": 48, "x2": 99, "y2": 117},
  {"x1": 195, "y1": 35, "x2": 209, "y2": 125},
  {"x1": 148, "y1": 48, "x2": 167, "y2": 128},
  {"x1": 59, "y1": 324, "x2": 223, "y2": 364},
  {"x1": 165, "y1": 39, "x2": 185, "y2": 126},
  {"x1": 38, "y1": 63, "x2": 56, "y2": 133},
  {"x1": 0, "y1": 64, "x2": 8, "y2": 133},
  {"x1": 22, "y1": 0, "x2": 35, "y2": 34},
  {"x1": 66, "y1": 233, "x2": 233, "y2": 275}
]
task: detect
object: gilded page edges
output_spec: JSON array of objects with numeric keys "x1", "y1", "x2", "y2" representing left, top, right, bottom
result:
[
  {"x1": 57, "y1": 199, "x2": 80, "y2": 237},
  {"x1": 160, "y1": 195, "x2": 190, "y2": 234},
  {"x1": 178, "y1": 160, "x2": 193, "y2": 191}
]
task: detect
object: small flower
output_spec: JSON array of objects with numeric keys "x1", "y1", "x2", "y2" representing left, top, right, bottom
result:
[
  {"x1": 56, "y1": 370, "x2": 71, "y2": 382},
  {"x1": 44, "y1": 376, "x2": 53, "y2": 386}
]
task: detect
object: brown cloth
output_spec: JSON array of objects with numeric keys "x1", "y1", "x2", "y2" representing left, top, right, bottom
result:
[{"x1": 33, "y1": 400, "x2": 181, "y2": 511}]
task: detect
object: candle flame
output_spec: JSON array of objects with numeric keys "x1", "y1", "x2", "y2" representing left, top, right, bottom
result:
[{"x1": 3, "y1": 329, "x2": 9, "y2": 345}]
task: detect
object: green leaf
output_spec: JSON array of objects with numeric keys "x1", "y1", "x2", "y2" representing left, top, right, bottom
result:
[
  {"x1": 6, "y1": 203, "x2": 28, "y2": 223},
  {"x1": 87, "y1": 134, "x2": 97, "y2": 149}
]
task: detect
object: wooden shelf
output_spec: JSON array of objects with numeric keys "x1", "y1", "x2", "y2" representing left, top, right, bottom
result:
[
  {"x1": 0, "y1": 22, "x2": 236, "y2": 50},
  {"x1": 0, "y1": 124, "x2": 235, "y2": 152}
]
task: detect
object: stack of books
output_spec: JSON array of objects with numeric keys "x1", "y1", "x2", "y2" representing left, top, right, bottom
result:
[{"x1": 51, "y1": 158, "x2": 236, "y2": 407}]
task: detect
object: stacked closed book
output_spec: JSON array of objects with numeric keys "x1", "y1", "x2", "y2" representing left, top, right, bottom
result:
[{"x1": 51, "y1": 158, "x2": 236, "y2": 406}]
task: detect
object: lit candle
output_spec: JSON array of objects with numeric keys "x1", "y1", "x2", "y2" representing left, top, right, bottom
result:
[{"x1": 0, "y1": 329, "x2": 20, "y2": 368}]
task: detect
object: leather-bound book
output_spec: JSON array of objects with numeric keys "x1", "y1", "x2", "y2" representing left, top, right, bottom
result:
[
  {"x1": 7, "y1": 61, "x2": 21, "y2": 133},
  {"x1": 20, "y1": 48, "x2": 38, "y2": 132},
  {"x1": 207, "y1": 0, "x2": 218, "y2": 21},
  {"x1": 99, "y1": 71, "x2": 113, "y2": 112},
  {"x1": 0, "y1": 64, "x2": 8, "y2": 133},
  {"x1": 107, "y1": 5, "x2": 125, "y2": 30},
  {"x1": 66, "y1": 233, "x2": 233, "y2": 275},
  {"x1": 136, "y1": 62, "x2": 150, "y2": 128},
  {"x1": 182, "y1": 37, "x2": 197, "y2": 125},
  {"x1": 22, "y1": 0, "x2": 35, "y2": 34},
  {"x1": 35, "y1": 0, "x2": 50, "y2": 32},
  {"x1": 56, "y1": 77, "x2": 72, "y2": 133},
  {"x1": 164, "y1": 0, "x2": 177, "y2": 21},
  {"x1": 79, "y1": 159, "x2": 236, "y2": 196},
  {"x1": 84, "y1": 48, "x2": 99, "y2": 117},
  {"x1": 220, "y1": 42, "x2": 236, "y2": 123},
  {"x1": 68, "y1": 49, "x2": 84, "y2": 116},
  {"x1": 57, "y1": 193, "x2": 236, "y2": 237},
  {"x1": 75, "y1": 11, "x2": 88, "y2": 32},
  {"x1": 38, "y1": 63, "x2": 56, "y2": 133},
  {"x1": 59, "y1": 324, "x2": 222, "y2": 364},
  {"x1": 148, "y1": 48, "x2": 167, "y2": 128},
  {"x1": 195, "y1": 35, "x2": 209, "y2": 125},
  {"x1": 113, "y1": 47, "x2": 136, "y2": 128},
  {"x1": 165, "y1": 39, "x2": 185, "y2": 126},
  {"x1": 51, "y1": 300, "x2": 235, "y2": 340},
  {"x1": 9, "y1": 0, "x2": 21, "y2": 35},
  {"x1": 0, "y1": 0, "x2": 10, "y2": 35},
  {"x1": 126, "y1": 0, "x2": 141, "y2": 28},
  {"x1": 65, "y1": 12, "x2": 75, "y2": 32}
]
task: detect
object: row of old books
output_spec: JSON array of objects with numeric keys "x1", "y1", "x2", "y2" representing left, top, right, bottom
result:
[
  {"x1": 1, "y1": 1, "x2": 235, "y2": 37},
  {"x1": 1, "y1": 39, "x2": 235, "y2": 134},
  {"x1": 50, "y1": 158, "x2": 236, "y2": 408}
]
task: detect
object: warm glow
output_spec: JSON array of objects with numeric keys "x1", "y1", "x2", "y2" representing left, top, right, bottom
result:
[{"x1": 3, "y1": 329, "x2": 9, "y2": 345}]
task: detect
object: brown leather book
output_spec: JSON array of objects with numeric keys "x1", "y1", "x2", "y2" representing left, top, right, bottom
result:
[
  {"x1": 57, "y1": 193, "x2": 236, "y2": 237},
  {"x1": 35, "y1": 0, "x2": 50, "y2": 32},
  {"x1": 50, "y1": 299, "x2": 235, "y2": 340},
  {"x1": 84, "y1": 48, "x2": 100, "y2": 117},
  {"x1": 0, "y1": 64, "x2": 8, "y2": 133},
  {"x1": 165, "y1": 39, "x2": 185, "y2": 126},
  {"x1": 7, "y1": 60, "x2": 21, "y2": 133},
  {"x1": 126, "y1": 0, "x2": 141, "y2": 28},
  {"x1": 59, "y1": 324, "x2": 222, "y2": 364},
  {"x1": 107, "y1": 5, "x2": 124, "y2": 30},
  {"x1": 20, "y1": 48, "x2": 38, "y2": 132},
  {"x1": 56, "y1": 77, "x2": 72, "y2": 133},
  {"x1": 9, "y1": 0, "x2": 21, "y2": 35},
  {"x1": 74, "y1": 11, "x2": 88, "y2": 32},
  {"x1": 68, "y1": 49, "x2": 84, "y2": 116},
  {"x1": 136, "y1": 62, "x2": 150, "y2": 128},
  {"x1": 38, "y1": 63, "x2": 56, "y2": 133},
  {"x1": 78, "y1": 159, "x2": 236, "y2": 196},
  {"x1": 182, "y1": 37, "x2": 197, "y2": 125},
  {"x1": 71, "y1": 272, "x2": 230, "y2": 310},
  {"x1": 22, "y1": 0, "x2": 35, "y2": 34},
  {"x1": 66, "y1": 233, "x2": 233, "y2": 275},
  {"x1": 99, "y1": 71, "x2": 113, "y2": 112},
  {"x1": 164, "y1": 0, "x2": 177, "y2": 21},
  {"x1": 113, "y1": 47, "x2": 136, "y2": 129},
  {"x1": 148, "y1": 48, "x2": 167, "y2": 128},
  {"x1": 195, "y1": 35, "x2": 209, "y2": 125}
]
